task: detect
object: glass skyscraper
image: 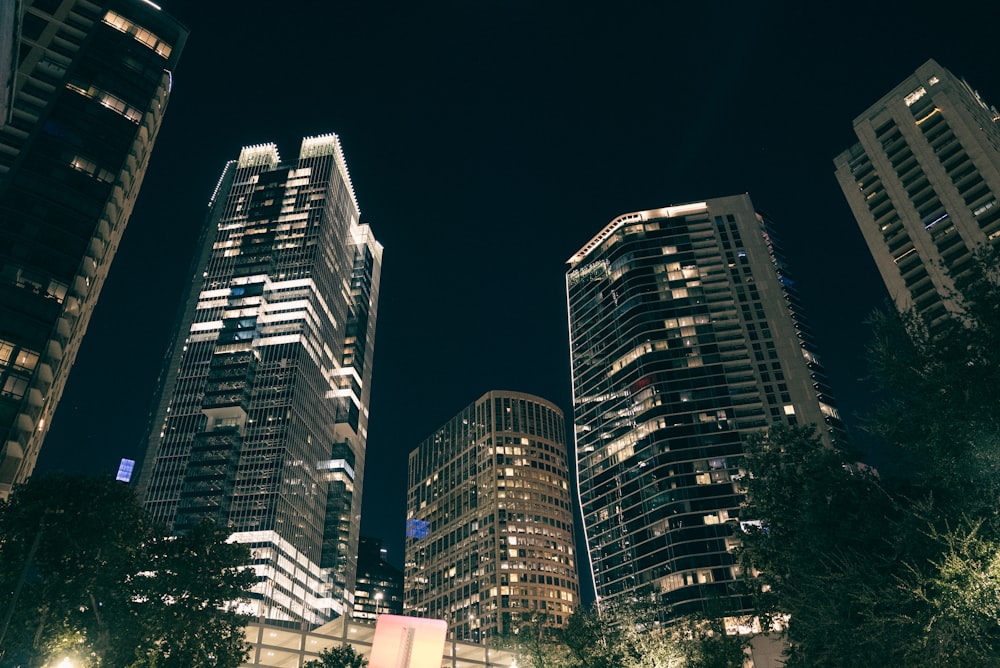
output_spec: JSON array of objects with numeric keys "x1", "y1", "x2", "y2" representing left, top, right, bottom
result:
[
  {"x1": 0, "y1": 0, "x2": 187, "y2": 498},
  {"x1": 566, "y1": 195, "x2": 842, "y2": 618},
  {"x1": 405, "y1": 391, "x2": 579, "y2": 642},
  {"x1": 136, "y1": 134, "x2": 381, "y2": 625},
  {"x1": 835, "y1": 59, "x2": 1000, "y2": 325}
]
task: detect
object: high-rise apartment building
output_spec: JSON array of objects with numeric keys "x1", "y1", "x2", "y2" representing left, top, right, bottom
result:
[
  {"x1": 353, "y1": 536, "x2": 403, "y2": 622},
  {"x1": 405, "y1": 391, "x2": 579, "y2": 642},
  {"x1": 835, "y1": 59, "x2": 1000, "y2": 324},
  {"x1": 566, "y1": 195, "x2": 842, "y2": 617},
  {"x1": 136, "y1": 134, "x2": 382, "y2": 625},
  {"x1": 0, "y1": 0, "x2": 186, "y2": 499}
]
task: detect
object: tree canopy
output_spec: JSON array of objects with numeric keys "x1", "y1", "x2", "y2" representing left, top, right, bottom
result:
[
  {"x1": 502, "y1": 605, "x2": 747, "y2": 668},
  {"x1": 739, "y1": 250, "x2": 1000, "y2": 666},
  {"x1": 0, "y1": 474, "x2": 255, "y2": 667},
  {"x1": 302, "y1": 644, "x2": 369, "y2": 668}
]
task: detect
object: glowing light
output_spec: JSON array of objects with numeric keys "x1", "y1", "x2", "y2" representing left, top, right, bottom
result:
[
  {"x1": 568, "y1": 202, "x2": 708, "y2": 266},
  {"x1": 904, "y1": 86, "x2": 927, "y2": 107},
  {"x1": 915, "y1": 107, "x2": 941, "y2": 125}
]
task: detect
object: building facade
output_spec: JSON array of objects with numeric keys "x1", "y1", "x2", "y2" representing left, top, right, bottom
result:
[
  {"x1": 353, "y1": 536, "x2": 403, "y2": 622},
  {"x1": 242, "y1": 617, "x2": 516, "y2": 668},
  {"x1": 835, "y1": 59, "x2": 1000, "y2": 324},
  {"x1": 136, "y1": 134, "x2": 382, "y2": 625},
  {"x1": 566, "y1": 195, "x2": 842, "y2": 618},
  {"x1": 0, "y1": 0, "x2": 187, "y2": 498},
  {"x1": 405, "y1": 391, "x2": 579, "y2": 642}
]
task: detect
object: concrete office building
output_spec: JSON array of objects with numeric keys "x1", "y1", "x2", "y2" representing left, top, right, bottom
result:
[{"x1": 835, "y1": 59, "x2": 1000, "y2": 324}]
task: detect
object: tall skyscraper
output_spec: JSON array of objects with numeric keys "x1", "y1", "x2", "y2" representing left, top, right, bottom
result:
[
  {"x1": 353, "y1": 536, "x2": 403, "y2": 622},
  {"x1": 405, "y1": 391, "x2": 579, "y2": 642},
  {"x1": 835, "y1": 59, "x2": 1000, "y2": 324},
  {"x1": 0, "y1": 0, "x2": 187, "y2": 499},
  {"x1": 136, "y1": 134, "x2": 382, "y2": 625},
  {"x1": 566, "y1": 195, "x2": 842, "y2": 618}
]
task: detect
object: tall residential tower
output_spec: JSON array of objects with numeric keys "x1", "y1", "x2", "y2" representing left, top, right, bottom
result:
[
  {"x1": 835, "y1": 59, "x2": 1000, "y2": 324},
  {"x1": 566, "y1": 195, "x2": 842, "y2": 618},
  {"x1": 0, "y1": 0, "x2": 187, "y2": 498},
  {"x1": 137, "y1": 134, "x2": 382, "y2": 625},
  {"x1": 405, "y1": 391, "x2": 579, "y2": 642}
]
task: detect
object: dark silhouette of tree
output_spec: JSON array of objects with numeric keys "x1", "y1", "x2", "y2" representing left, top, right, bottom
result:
[
  {"x1": 504, "y1": 603, "x2": 746, "y2": 668},
  {"x1": 739, "y1": 248, "x2": 1000, "y2": 666},
  {"x1": 0, "y1": 475, "x2": 254, "y2": 667},
  {"x1": 302, "y1": 643, "x2": 368, "y2": 668}
]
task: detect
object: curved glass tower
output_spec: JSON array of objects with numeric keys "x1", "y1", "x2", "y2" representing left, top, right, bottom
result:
[
  {"x1": 405, "y1": 391, "x2": 579, "y2": 642},
  {"x1": 566, "y1": 195, "x2": 842, "y2": 618}
]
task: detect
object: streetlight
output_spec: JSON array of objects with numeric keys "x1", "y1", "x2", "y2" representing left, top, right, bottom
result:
[{"x1": 55, "y1": 658, "x2": 74, "y2": 668}]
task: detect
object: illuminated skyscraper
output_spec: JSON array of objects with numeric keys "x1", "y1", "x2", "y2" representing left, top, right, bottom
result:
[
  {"x1": 405, "y1": 391, "x2": 579, "y2": 642},
  {"x1": 566, "y1": 195, "x2": 842, "y2": 617},
  {"x1": 0, "y1": 0, "x2": 187, "y2": 498},
  {"x1": 835, "y1": 59, "x2": 1000, "y2": 324},
  {"x1": 137, "y1": 134, "x2": 382, "y2": 625}
]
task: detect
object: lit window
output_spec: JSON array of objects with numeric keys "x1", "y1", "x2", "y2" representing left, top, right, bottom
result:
[
  {"x1": 69, "y1": 155, "x2": 114, "y2": 182},
  {"x1": 904, "y1": 86, "x2": 927, "y2": 107},
  {"x1": 783, "y1": 404, "x2": 795, "y2": 416},
  {"x1": 15, "y1": 349, "x2": 39, "y2": 372},
  {"x1": 102, "y1": 10, "x2": 172, "y2": 58},
  {"x1": 2, "y1": 375, "x2": 28, "y2": 399},
  {"x1": 0, "y1": 341, "x2": 13, "y2": 366}
]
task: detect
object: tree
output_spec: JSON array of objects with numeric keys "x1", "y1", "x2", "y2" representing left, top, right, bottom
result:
[
  {"x1": 0, "y1": 475, "x2": 255, "y2": 667},
  {"x1": 739, "y1": 249, "x2": 1000, "y2": 665},
  {"x1": 302, "y1": 644, "x2": 368, "y2": 668},
  {"x1": 502, "y1": 612, "x2": 575, "y2": 668},
  {"x1": 507, "y1": 602, "x2": 745, "y2": 668},
  {"x1": 0, "y1": 474, "x2": 151, "y2": 667},
  {"x1": 738, "y1": 426, "x2": 906, "y2": 666},
  {"x1": 120, "y1": 520, "x2": 256, "y2": 668}
]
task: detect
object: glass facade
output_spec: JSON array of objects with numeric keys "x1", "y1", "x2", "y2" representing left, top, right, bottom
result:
[
  {"x1": 566, "y1": 195, "x2": 842, "y2": 618},
  {"x1": 405, "y1": 391, "x2": 579, "y2": 642},
  {"x1": 137, "y1": 134, "x2": 382, "y2": 625},
  {"x1": 0, "y1": 0, "x2": 187, "y2": 499},
  {"x1": 835, "y1": 59, "x2": 1000, "y2": 325},
  {"x1": 353, "y1": 536, "x2": 403, "y2": 622}
]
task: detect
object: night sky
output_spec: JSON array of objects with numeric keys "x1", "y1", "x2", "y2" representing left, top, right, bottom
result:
[{"x1": 33, "y1": 0, "x2": 999, "y2": 566}]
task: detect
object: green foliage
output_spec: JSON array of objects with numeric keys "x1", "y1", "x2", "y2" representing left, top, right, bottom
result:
[
  {"x1": 302, "y1": 643, "x2": 368, "y2": 668},
  {"x1": 739, "y1": 426, "x2": 905, "y2": 666},
  {"x1": 503, "y1": 604, "x2": 746, "y2": 668},
  {"x1": 121, "y1": 520, "x2": 256, "y2": 668},
  {"x1": 739, "y1": 249, "x2": 1000, "y2": 666},
  {"x1": 0, "y1": 475, "x2": 254, "y2": 667}
]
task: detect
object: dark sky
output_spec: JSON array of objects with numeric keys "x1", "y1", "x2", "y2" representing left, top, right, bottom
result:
[{"x1": 34, "y1": 0, "x2": 998, "y2": 565}]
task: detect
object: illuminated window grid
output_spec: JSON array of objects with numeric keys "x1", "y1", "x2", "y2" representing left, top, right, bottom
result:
[
  {"x1": 566, "y1": 196, "x2": 843, "y2": 618},
  {"x1": 404, "y1": 392, "x2": 580, "y2": 643}
]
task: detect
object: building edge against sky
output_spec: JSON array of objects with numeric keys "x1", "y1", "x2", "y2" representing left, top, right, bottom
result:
[
  {"x1": 835, "y1": 59, "x2": 1000, "y2": 324},
  {"x1": 136, "y1": 133, "x2": 382, "y2": 626},
  {"x1": 0, "y1": 0, "x2": 187, "y2": 498},
  {"x1": 566, "y1": 195, "x2": 843, "y2": 618},
  {"x1": 405, "y1": 390, "x2": 579, "y2": 642}
]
